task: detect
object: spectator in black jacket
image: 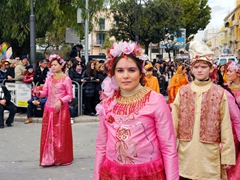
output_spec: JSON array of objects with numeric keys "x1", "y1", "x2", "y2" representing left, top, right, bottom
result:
[
  {"x1": 5, "y1": 60, "x2": 15, "y2": 81},
  {"x1": 95, "y1": 63, "x2": 107, "y2": 104},
  {"x1": 33, "y1": 59, "x2": 49, "y2": 86},
  {"x1": 81, "y1": 61, "x2": 97, "y2": 116},
  {"x1": 0, "y1": 62, "x2": 8, "y2": 83},
  {"x1": 69, "y1": 60, "x2": 84, "y2": 84},
  {"x1": 69, "y1": 44, "x2": 83, "y2": 58},
  {"x1": 0, "y1": 85, "x2": 17, "y2": 128}
]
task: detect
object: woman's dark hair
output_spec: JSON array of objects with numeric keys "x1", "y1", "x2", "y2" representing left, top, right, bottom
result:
[
  {"x1": 181, "y1": 64, "x2": 186, "y2": 70},
  {"x1": 72, "y1": 60, "x2": 81, "y2": 69},
  {"x1": 85, "y1": 61, "x2": 96, "y2": 77},
  {"x1": 110, "y1": 53, "x2": 146, "y2": 86}
]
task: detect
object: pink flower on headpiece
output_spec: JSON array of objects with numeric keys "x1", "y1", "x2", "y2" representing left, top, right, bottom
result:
[
  {"x1": 49, "y1": 54, "x2": 57, "y2": 61},
  {"x1": 101, "y1": 76, "x2": 119, "y2": 97},
  {"x1": 110, "y1": 43, "x2": 122, "y2": 57},
  {"x1": 49, "y1": 54, "x2": 66, "y2": 66},
  {"x1": 228, "y1": 61, "x2": 240, "y2": 73},
  {"x1": 133, "y1": 43, "x2": 144, "y2": 57},
  {"x1": 121, "y1": 41, "x2": 135, "y2": 54}
]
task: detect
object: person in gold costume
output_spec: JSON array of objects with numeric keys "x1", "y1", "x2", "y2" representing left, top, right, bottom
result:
[
  {"x1": 167, "y1": 65, "x2": 188, "y2": 104},
  {"x1": 172, "y1": 40, "x2": 235, "y2": 180}
]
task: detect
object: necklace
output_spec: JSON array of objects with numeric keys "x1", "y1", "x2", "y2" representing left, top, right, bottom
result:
[
  {"x1": 112, "y1": 86, "x2": 151, "y2": 115},
  {"x1": 229, "y1": 82, "x2": 240, "y2": 90},
  {"x1": 53, "y1": 72, "x2": 65, "y2": 79}
]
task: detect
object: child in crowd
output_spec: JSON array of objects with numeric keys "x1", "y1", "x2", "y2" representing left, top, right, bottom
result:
[
  {"x1": 23, "y1": 65, "x2": 34, "y2": 84},
  {"x1": 144, "y1": 62, "x2": 160, "y2": 93}
]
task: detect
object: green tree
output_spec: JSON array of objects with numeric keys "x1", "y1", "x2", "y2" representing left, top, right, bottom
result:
[
  {"x1": 0, "y1": 0, "x2": 114, "y2": 58},
  {"x1": 177, "y1": 0, "x2": 211, "y2": 38},
  {"x1": 108, "y1": 0, "x2": 183, "y2": 55},
  {"x1": 102, "y1": 35, "x2": 114, "y2": 49}
]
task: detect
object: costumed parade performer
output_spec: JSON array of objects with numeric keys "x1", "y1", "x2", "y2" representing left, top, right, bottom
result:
[
  {"x1": 94, "y1": 41, "x2": 179, "y2": 180},
  {"x1": 35, "y1": 53, "x2": 73, "y2": 166},
  {"x1": 225, "y1": 61, "x2": 240, "y2": 180},
  {"x1": 172, "y1": 40, "x2": 235, "y2": 180}
]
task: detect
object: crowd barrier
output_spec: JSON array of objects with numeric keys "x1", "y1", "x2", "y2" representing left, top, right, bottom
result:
[
  {"x1": 2, "y1": 79, "x2": 35, "y2": 108},
  {"x1": 1, "y1": 79, "x2": 100, "y2": 116}
]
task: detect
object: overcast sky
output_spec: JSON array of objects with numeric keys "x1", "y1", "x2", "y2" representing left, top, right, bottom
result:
[
  {"x1": 206, "y1": 0, "x2": 237, "y2": 29},
  {"x1": 195, "y1": 0, "x2": 237, "y2": 40}
]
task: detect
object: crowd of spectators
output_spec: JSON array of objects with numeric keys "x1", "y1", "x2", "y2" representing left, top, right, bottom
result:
[
  {"x1": 0, "y1": 48, "x2": 108, "y2": 127},
  {"x1": 0, "y1": 48, "x2": 237, "y2": 127}
]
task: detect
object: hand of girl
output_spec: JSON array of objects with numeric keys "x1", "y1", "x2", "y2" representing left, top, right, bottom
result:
[{"x1": 55, "y1": 100, "x2": 62, "y2": 113}]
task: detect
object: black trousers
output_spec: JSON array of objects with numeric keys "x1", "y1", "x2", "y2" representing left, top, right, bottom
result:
[{"x1": 0, "y1": 104, "x2": 17, "y2": 126}]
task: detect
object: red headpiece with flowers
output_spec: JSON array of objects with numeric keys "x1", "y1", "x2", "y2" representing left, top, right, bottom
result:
[
  {"x1": 95, "y1": 42, "x2": 148, "y2": 115},
  {"x1": 106, "y1": 41, "x2": 148, "y2": 76}
]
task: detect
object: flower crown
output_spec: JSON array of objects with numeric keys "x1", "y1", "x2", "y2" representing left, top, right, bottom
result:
[
  {"x1": 47, "y1": 54, "x2": 66, "y2": 77},
  {"x1": 49, "y1": 54, "x2": 66, "y2": 66},
  {"x1": 228, "y1": 61, "x2": 240, "y2": 73},
  {"x1": 106, "y1": 41, "x2": 148, "y2": 76}
]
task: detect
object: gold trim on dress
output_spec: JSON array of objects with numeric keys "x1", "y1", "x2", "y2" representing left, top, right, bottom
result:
[
  {"x1": 53, "y1": 74, "x2": 66, "y2": 79},
  {"x1": 229, "y1": 83, "x2": 240, "y2": 91},
  {"x1": 113, "y1": 86, "x2": 151, "y2": 115},
  {"x1": 193, "y1": 79, "x2": 211, "y2": 86}
]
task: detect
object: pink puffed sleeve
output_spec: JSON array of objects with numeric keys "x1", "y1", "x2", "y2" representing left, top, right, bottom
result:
[
  {"x1": 225, "y1": 90, "x2": 240, "y2": 141},
  {"x1": 60, "y1": 77, "x2": 73, "y2": 104},
  {"x1": 94, "y1": 100, "x2": 108, "y2": 180},
  {"x1": 154, "y1": 93, "x2": 179, "y2": 180}
]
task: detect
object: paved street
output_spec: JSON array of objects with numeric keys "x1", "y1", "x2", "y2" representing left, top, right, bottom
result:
[
  {"x1": 0, "y1": 95, "x2": 168, "y2": 180},
  {"x1": 0, "y1": 120, "x2": 99, "y2": 180}
]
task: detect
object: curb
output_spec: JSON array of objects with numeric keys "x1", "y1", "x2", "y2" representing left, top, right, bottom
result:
[{"x1": 12, "y1": 114, "x2": 99, "y2": 124}]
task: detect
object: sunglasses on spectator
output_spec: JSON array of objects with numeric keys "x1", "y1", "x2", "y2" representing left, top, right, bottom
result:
[
  {"x1": 4, "y1": 64, "x2": 9, "y2": 66},
  {"x1": 77, "y1": 63, "x2": 81, "y2": 66}
]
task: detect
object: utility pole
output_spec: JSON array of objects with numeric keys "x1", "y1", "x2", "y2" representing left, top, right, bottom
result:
[
  {"x1": 30, "y1": 0, "x2": 36, "y2": 68},
  {"x1": 84, "y1": 0, "x2": 89, "y2": 64}
]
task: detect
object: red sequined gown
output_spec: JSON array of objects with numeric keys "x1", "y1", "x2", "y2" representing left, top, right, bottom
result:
[{"x1": 39, "y1": 75, "x2": 73, "y2": 166}]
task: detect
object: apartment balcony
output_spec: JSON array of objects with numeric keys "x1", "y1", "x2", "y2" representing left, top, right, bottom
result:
[
  {"x1": 93, "y1": 28, "x2": 109, "y2": 32},
  {"x1": 233, "y1": 20, "x2": 239, "y2": 26}
]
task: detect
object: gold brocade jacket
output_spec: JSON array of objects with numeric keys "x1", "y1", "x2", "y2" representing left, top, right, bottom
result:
[{"x1": 178, "y1": 83, "x2": 224, "y2": 143}]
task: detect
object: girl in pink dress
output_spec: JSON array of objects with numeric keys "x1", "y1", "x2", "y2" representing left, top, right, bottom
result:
[
  {"x1": 36, "y1": 53, "x2": 73, "y2": 166},
  {"x1": 226, "y1": 62, "x2": 240, "y2": 180},
  {"x1": 94, "y1": 42, "x2": 179, "y2": 180}
]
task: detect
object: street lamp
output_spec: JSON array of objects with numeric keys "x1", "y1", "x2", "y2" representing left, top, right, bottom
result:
[
  {"x1": 84, "y1": 0, "x2": 89, "y2": 64},
  {"x1": 30, "y1": 0, "x2": 36, "y2": 68},
  {"x1": 134, "y1": 0, "x2": 141, "y2": 43}
]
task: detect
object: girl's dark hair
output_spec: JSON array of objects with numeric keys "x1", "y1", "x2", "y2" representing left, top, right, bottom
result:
[
  {"x1": 86, "y1": 61, "x2": 96, "y2": 77},
  {"x1": 51, "y1": 58, "x2": 67, "y2": 72},
  {"x1": 111, "y1": 53, "x2": 146, "y2": 86}
]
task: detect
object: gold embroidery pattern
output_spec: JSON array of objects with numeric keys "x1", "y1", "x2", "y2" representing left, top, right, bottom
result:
[
  {"x1": 199, "y1": 85, "x2": 223, "y2": 143},
  {"x1": 178, "y1": 84, "x2": 224, "y2": 143},
  {"x1": 179, "y1": 84, "x2": 196, "y2": 140},
  {"x1": 116, "y1": 126, "x2": 138, "y2": 164},
  {"x1": 113, "y1": 86, "x2": 151, "y2": 115}
]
